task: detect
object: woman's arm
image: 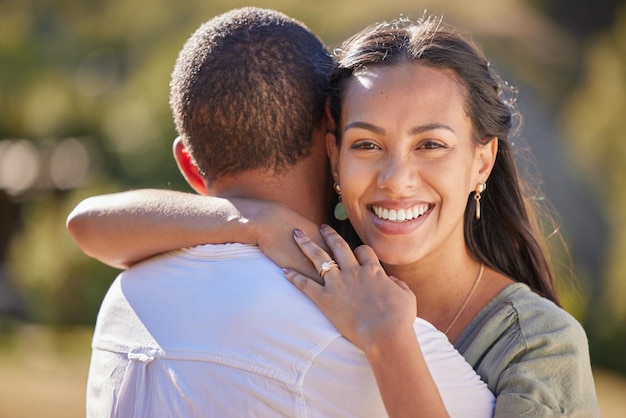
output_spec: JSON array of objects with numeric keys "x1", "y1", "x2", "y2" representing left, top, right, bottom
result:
[
  {"x1": 67, "y1": 190, "x2": 251, "y2": 269},
  {"x1": 284, "y1": 226, "x2": 449, "y2": 418},
  {"x1": 67, "y1": 189, "x2": 324, "y2": 278}
]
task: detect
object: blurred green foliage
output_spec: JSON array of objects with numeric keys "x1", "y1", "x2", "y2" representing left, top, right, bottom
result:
[
  {"x1": 1, "y1": 0, "x2": 625, "y2": 375},
  {"x1": 560, "y1": 3, "x2": 626, "y2": 371}
]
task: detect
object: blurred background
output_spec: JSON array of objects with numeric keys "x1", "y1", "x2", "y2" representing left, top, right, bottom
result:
[{"x1": 1, "y1": 0, "x2": 625, "y2": 416}]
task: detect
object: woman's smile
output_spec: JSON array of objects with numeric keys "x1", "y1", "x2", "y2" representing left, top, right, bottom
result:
[
  {"x1": 371, "y1": 203, "x2": 432, "y2": 222},
  {"x1": 367, "y1": 200, "x2": 434, "y2": 237}
]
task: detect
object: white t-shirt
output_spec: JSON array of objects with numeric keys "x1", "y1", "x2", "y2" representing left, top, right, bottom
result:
[{"x1": 87, "y1": 243, "x2": 494, "y2": 417}]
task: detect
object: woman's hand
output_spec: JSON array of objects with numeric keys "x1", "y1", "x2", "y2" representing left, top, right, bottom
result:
[
  {"x1": 284, "y1": 225, "x2": 449, "y2": 417},
  {"x1": 246, "y1": 200, "x2": 328, "y2": 282},
  {"x1": 283, "y1": 224, "x2": 417, "y2": 351}
]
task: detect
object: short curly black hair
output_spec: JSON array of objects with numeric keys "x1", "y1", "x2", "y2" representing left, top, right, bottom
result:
[{"x1": 169, "y1": 7, "x2": 333, "y2": 183}]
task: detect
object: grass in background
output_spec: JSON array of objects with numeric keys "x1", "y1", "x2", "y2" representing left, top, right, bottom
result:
[{"x1": 0, "y1": 325, "x2": 92, "y2": 418}]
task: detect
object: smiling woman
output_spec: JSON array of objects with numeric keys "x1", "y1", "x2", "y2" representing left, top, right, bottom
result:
[{"x1": 281, "y1": 16, "x2": 600, "y2": 415}]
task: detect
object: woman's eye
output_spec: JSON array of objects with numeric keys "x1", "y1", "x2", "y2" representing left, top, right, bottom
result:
[
  {"x1": 351, "y1": 141, "x2": 380, "y2": 150},
  {"x1": 420, "y1": 140, "x2": 446, "y2": 150}
]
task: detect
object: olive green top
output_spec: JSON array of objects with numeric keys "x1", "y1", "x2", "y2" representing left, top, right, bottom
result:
[{"x1": 455, "y1": 283, "x2": 601, "y2": 417}]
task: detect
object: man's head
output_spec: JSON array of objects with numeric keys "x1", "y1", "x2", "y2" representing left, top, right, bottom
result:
[{"x1": 170, "y1": 7, "x2": 333, "y2": 185}]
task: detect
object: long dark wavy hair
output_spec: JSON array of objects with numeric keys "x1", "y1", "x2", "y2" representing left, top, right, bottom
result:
[{"x1": 329, "y1": 16, "x2": 561, "y2": 305}]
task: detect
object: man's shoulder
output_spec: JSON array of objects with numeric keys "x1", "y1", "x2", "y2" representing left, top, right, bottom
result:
[
  {"x1": 117, "y1": 242, "x2": 273, "y2": 280},
  {"x1": 130, "y1": 242, "x2": 266, "y2": 266},
  {"x1": 94, "y1": 240, "x2": 339, "y2": 359}
]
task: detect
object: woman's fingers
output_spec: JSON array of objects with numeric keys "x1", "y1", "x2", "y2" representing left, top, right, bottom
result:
[
  {"x1": 293, "y1": 229, "x2": 336, "y2": 282},
  {"x1": 388, "y1": 275, "x2": 412, "y2": 291},
  {"x1": 283, "y1": 268, "x2": 325, "y2": 304},
  {"x1": 293, "y1": 225, "x2": 360, "y2": 279},
  {"x1": 353, "y1": 244, "x2": 380, "y2": 267},
  {"x1": 318, "y1": 225, "x2": 356, "y2": 266}
]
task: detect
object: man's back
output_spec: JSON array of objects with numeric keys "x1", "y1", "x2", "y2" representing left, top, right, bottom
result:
[
  {"x1": 87, "y1": 243, "x2": 387, "y2": 417},
  {"x1": 87, "y1": 243, "x2": 494, "y2": 417}
]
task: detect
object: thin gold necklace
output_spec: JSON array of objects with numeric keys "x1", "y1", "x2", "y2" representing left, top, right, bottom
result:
[{"x1": 444, "y1": 262, "x2": 485, "y2": 335}]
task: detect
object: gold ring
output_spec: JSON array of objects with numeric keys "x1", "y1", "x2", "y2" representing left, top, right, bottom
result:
[{"x1": 318, "y1": 260, "x2": 339, "y2": 279}]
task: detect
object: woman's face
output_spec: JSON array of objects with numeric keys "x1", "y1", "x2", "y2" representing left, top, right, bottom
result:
[{"x1": 329, "y1": 64, "x2": 496, "y2": 267}]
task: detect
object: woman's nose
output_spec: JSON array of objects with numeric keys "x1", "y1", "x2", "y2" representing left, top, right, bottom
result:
[{"x1": 376, "y1": 154, "x2": 418, "y2": 194}]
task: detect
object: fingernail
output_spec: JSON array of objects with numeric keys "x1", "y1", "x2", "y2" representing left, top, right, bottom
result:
[
  {"x1": 320, "y1": 224, "x2": 330, "y2": 232},
  {"x1": 293, "y1": 229, "x2": 305, "y2": 239}
]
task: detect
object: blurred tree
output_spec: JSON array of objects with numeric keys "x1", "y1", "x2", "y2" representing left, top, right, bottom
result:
[
  {"x1": 0, "y1": 191, "x2": 26, "y2": 326},
  {"x1": 529, "y1": 0, "x2": 622, "y2": 39},
  {"x1": 527, "y1": 0, "x2": 626, "y2": 95},
  {"x1": 560, "y1": 3, "x2": 626, "y2": 373},
  {"x1": 0, "y1": 0, "x2": 192, "y2": 325}
]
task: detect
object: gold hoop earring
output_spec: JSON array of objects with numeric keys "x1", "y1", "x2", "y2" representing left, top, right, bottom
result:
[
  {"x1": 474, "y1": 182, "x2": 486, "y2": 220},
  {"x1": 333, "y1": 182, "x2": 348, "y2": 221}
]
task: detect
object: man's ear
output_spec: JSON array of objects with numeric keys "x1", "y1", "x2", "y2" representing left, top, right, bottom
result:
[
  {"x1": 324, "y1": 98, "x2": 340, "y2": 184},
  {"x1": 173, "y1": 136, "x2": 208, "y2": 195},
  {"x1": 324, "y1": 97, "x2": 336, "y2": 134},
  {"x1": 326, "y1": 132, "x2": 340, "y2": 184}
]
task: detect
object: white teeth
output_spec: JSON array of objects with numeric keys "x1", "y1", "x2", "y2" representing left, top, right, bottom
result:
[{"x1": 372, "y1": 204, "x2": 429, "y2": 222}]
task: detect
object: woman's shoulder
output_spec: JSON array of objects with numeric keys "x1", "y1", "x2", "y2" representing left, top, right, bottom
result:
[
  {"x1": 456, "y1": 282, "x2": 590, "y2": 373},
  {"x1": 496, "y1": 283, "x2": 587, "y2": 342},
  {"x1": 469, "y1": 282, "x2": 585, "y2": 342},
  {"x1": 503, "y1": 282, "x2": 583, "y2": 328},
  {"x1": 457, "y1": 285, "x2": 600, "y2": 416}
]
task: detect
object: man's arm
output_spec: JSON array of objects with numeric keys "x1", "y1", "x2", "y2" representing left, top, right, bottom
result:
[{"x1": 67, "y1": 189, "x2": 324, "y2": 278}]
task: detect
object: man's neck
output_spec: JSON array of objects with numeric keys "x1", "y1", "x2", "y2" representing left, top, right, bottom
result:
[
  {"x1": 206, "y1": 130, "x2": 332, "y2": 224},
  {"x1": 206, "y1": 166, "x2": 330, "y2": 225}
]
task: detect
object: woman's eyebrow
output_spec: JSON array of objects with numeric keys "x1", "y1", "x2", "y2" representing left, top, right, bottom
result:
[
  {"x1": 408, "y1": 123, "x2": 455, "y2": 135},
  {"x1": 344, "y1": 121, "x2": 455, "y2": 135},
  {"x1": 343, "y1": 121, "x2": 385, "y2": 135}
]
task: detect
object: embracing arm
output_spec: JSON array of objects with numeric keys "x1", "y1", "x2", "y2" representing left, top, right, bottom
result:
[
  {"x1": 284, "y1": 226, "x2": 449, "y2": 418},
  {"x1": 67, "y1": 189, "x2": 251, "y2": 269},
  {"x1": 66, "y1": 189, "x2": 324, "y2": 277},
  {"x1": 363, "y1": 324, "x2": 449, "y2": 418}
]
